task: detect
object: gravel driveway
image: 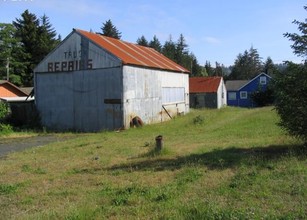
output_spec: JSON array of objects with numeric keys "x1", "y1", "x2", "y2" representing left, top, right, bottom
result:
[{"x1": 0, "y1": 135, "x2": 71, "y2": 158}]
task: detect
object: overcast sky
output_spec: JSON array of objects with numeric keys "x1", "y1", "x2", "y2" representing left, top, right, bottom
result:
[{"x1": 1, "y1": 0, "x2": 306, "y2": 66}]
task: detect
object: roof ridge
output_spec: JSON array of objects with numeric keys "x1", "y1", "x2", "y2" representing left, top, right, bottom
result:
[{"x1": 75, "y1": 29, "x2": 190, "y2": 73}]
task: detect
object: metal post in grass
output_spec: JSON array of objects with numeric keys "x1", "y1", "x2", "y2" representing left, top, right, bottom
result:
[{"x1": 155, "y1": 135, "x2": 163, "y2": 151}]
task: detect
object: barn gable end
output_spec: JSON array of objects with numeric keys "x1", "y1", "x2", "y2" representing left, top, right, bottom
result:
[{"x1": 34, "y1": 31, "x2": 122, "y2": 73}]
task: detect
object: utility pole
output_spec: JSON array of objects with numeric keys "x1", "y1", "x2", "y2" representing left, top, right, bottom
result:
[{"x1": 6, "y1": 57, "x2": 9, "y2": 81}]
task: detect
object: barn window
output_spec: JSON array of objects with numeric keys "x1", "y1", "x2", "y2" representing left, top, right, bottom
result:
[
  {"x1": 228, "y1": 92, "x2": 236, "y2": 100},
  {"x1": 162, "y1": 87, "x2": 185, "y2": 104},
  {"x1": 260, "y1": 76, "x2": 267, "y2": 85},
  {"x1": 240, "y1": 91, "x2": 248, "y2": 99}
]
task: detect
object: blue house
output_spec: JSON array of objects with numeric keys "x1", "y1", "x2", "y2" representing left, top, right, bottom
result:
[{"x1": 226, "y1": 73, "x2": 272, "y2": 107}]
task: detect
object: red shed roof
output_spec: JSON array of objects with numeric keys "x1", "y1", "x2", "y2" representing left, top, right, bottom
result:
[
  {"x1": 75, "y1": 29, "x2": 190, "y2": 73},
  {"x1": 0, "y1": 80, "x2": 28, "y2": 97},
  {"x1": 189, "y1": 77, "x2": 222, "y2": 93}
]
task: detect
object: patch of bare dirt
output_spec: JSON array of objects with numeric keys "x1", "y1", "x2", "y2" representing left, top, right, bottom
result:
[{"x1": 0, "y1": 135, "x2": 71, "y2": 158}]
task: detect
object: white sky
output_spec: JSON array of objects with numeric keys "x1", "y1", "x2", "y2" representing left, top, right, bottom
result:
[{"x1": 0, "y1": 0, "x2": 306, "y2": 66}]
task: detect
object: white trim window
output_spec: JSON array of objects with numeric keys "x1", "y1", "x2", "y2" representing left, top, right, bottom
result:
[
  {"x1": 260, "y1": 76, "x2": 267, "y2": 85},
  {"x1": 240, "y1": 91, "x2": 248, "y2": 99},
  {"x1": 228, "y1": 92, "x2": 236, "y2": 100}
]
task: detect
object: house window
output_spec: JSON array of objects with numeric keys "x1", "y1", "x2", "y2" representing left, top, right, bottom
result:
[
  {"x1": 240, "y1": 91, "x2": 248, "y2": 99},
  {"x1": 260, "y1": 76, "x2": 267, "y2": 85},
  {"x1": 228, "y1": 92, "x2": 236, "y2": 100}
]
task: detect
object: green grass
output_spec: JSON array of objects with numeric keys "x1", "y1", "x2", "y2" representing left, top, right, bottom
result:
[{"x1": 0, "y1": 107, "x2": 306, "y2": 219}]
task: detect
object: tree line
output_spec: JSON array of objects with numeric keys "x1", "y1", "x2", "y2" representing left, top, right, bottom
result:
[{"x1": 0, "y1": 10, "x2": 292, "y2": 88}]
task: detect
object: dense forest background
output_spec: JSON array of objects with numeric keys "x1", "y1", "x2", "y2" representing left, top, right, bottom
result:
[{"x1": 0, "y1": 10, "x2": 287, "y2": 87}]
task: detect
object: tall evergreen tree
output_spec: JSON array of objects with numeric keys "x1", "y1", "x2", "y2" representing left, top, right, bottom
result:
[
  {"x1": 175, "y1": 34, "x2": 188, "y2": 65},
  {"x1": 274, "y1": 5, "x2": 307, "y2": 143},
  {"x1": 140, "y1": 33, "x2": 202, "y2": 75},
  {"x1": 0, "y1": 23, "x2": 29, "y2": 85},
  {"x1": 136, "y1": 35, "x2": 148, "y2": 46},
  {"x1": 205, "y1": 61, "x2": 214, "y2": 76},
  {"x1": 149, "y1": 35, "x2": 162, "y2": 52},
  {"x1": 229, "y1": 46, "x2": 263, "y2": 80},
  {"x1": 263, "y1": 57, "x2": 279, "y2": 77},
  {"x1": 249, "y1": 46, "x2": 263, "y2": 74},
  {"x1": 36, "y1": 14, "x2": 60, "y2": 63},
  {"x1": 13, "y1": 10, "x2": 59, "y2": 86},
  {"x1": 214, "y1": 62, "x2": 223, "y2": 76},
  {"x1": 13, "y1": 10, "x2": 39, "y2": 85},
  {"x1": 99, "y1": 19, "x2": 121, "y2": 39},
  {"x1": 284, "y1": 5, "x2": 307, "y2": 59},
  {"x1": 162, "y1": 35, "x2": 176, "y2": 61},
  {"x1": 189, "y1": 53, "x2": 202, "y2": 76}
]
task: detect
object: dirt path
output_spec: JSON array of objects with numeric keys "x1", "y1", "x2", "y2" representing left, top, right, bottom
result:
[{"x1": 0, "y1": 135, "x2": 71, "y2": 158}]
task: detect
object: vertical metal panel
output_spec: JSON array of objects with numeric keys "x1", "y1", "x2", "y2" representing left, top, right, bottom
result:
[
  {"x1": 35, "y1": 72, "x2": 74, "y2": 130},
  {"x1": 122, "y1": 66, "x2": 189, "y2": 128},
  {"x1": 35, "y1": 67, "x2": 123, "y2": 132}
]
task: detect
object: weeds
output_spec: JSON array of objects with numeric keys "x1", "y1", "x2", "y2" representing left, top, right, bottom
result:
[
  {"x1": 192, "y1": 115, "x2": 204, "y2": 125},
  {"x1": 0, "y1": 183, "x2": 19, "y2": 195}
]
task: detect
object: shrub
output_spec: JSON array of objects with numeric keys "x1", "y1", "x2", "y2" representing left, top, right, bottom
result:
[
  {"x1": 251, "y1": 86, "x2": 274, "y2": 107},
  {"x1": 0, "y1": 123, "x2": 13, "y2": 134},
  {"x1": 273, "y1": 62, "x2": 307, "y2": 143},
  {"x1": 192, "y1": 115, "x2": 204, "y2": 125},
  {"x1": 0, "y1": 102, "x2": 9, "y2": 122}
]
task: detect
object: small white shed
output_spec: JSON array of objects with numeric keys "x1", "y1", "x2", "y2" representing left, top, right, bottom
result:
[
  {"x1": 34, "y1": 29, "x2": 190, "y2": 131},
  {"x1": 189, "y1": 77, "x2": 227, "y2": 109}
]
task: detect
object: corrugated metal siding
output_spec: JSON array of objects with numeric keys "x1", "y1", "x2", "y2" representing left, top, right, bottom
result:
[
  {"x1": 35, "y1": 32, "x2": 122, "y2": 73},
  {"x1": 36, "y1": 68, "x2": 123, "y2": 131},
  {"x1": 122, "y1": 66, "x2": 189, "y2": 128}
]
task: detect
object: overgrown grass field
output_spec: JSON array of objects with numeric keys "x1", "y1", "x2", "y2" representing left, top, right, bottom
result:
[{"x1": 0, "y1": 107, "x2": 306, "y2": 219}]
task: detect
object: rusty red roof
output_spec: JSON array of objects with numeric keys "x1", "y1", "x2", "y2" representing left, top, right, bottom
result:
[
  {"x1": 0, "y1": 80, "x2": 28, "y2": 97},
  {"x1": 189, "y1": 77, "x2": 222, "y2": 93},
  {"x1": 76, "y1": 29, "x2": 190, "y2": 73}
]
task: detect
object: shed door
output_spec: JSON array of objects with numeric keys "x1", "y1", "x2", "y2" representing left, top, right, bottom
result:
[{"x1": 104, "y1": 99, "x2": 123, "y2": 130}]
